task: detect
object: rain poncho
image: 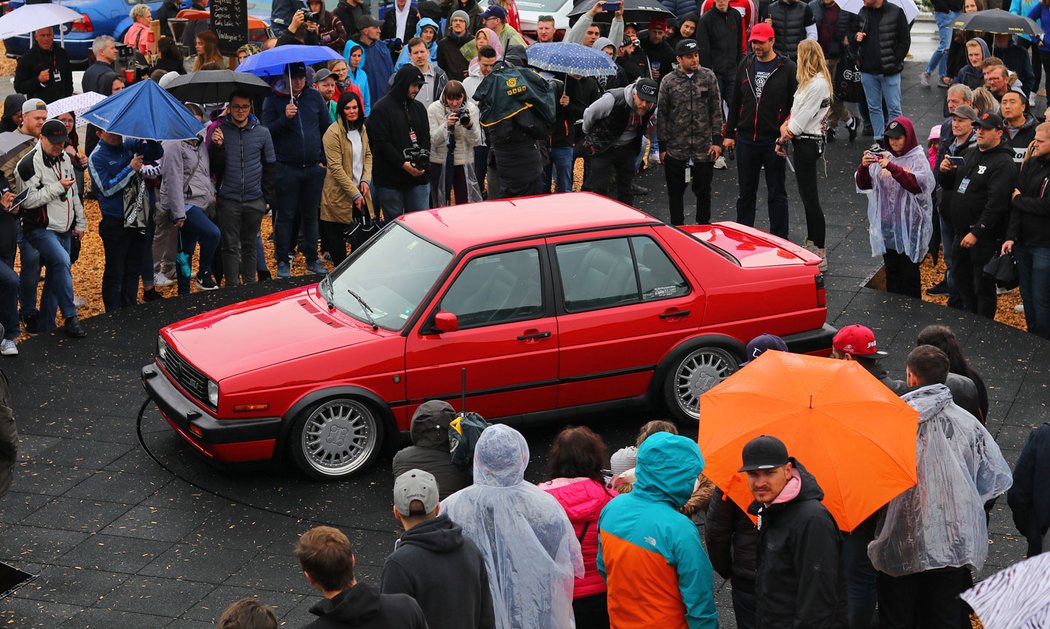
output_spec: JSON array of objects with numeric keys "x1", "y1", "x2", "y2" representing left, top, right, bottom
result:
[
  {"x1": 442, "y1": 424, "x2": 584, "y2": 629},
  {"x1": 856, "y1": 116, "x2": 935, "y2": 264},
  {"x1": 868, "y1": 384, "x2": 1013, "y2": 577}
]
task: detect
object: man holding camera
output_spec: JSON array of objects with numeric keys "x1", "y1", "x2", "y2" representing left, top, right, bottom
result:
[{"x1": 369, "y1": 65, "x2": 432, "y2": 217}]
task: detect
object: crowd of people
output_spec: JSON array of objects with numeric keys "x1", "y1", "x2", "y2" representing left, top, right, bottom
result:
[{"x1": 201, "y1": 323, "x2": 1048, "y2": 629}]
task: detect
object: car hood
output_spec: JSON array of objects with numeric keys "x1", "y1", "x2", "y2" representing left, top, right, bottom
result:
[{"x1": 162, "y1": 285, "x2": 384, "y2": 380}]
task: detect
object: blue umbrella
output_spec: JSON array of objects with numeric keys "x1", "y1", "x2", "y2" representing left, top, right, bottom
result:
[
  {"x1": 236, "y1": 44, "x2": 344, "y2": 78},
  {"x1": 81, "y1": 79, "x2": 203, "y2": 141},
  {"x1": 527, "y1": 42, "x2": 618, "y2": 77}
]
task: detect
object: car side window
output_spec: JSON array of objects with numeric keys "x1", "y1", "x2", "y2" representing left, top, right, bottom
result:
[
  {"x1": 557, "y1": 236, "x2": 689, "y2": 312},
  {"x1": 439, "y1": 248, "x2": 544, "y2": 328}
]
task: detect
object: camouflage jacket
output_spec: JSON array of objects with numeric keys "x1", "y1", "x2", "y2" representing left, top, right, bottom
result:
[{"x1": 657, "y1": 67, "x2": 724, "y2": 162}]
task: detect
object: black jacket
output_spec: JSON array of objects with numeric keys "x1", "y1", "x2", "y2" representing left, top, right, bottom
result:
[
  {"x1": 725, "y1": 52, "x2": 797, "y2": 143},
  {"x1": 437, "y1": 33, "x2": 472, "y2": 81},
  {"x1": 930, "y1": 0, "x2": 963, "y2": 13},
  {"x1": 303, "y1": 582, "x2": 427, "y2": 629},
  {"x1": 848, "y1": 1, "x2": 910, "y2": 76},
  {"x1": 640, "y1": 36, "x2": 675, "y2": 82},
  {"x1": 1006, "y1": 114, "x2": 1038, "y2": 166},
  {"x1": 154, "y1": 0, "x2": 183, "y2": 35},
  {"x1": 368, "y1": 65, "x2": 431, "y2": 189},
  {"x1": 810, "y1": 0, "x2": 851, "y2": 60},
  {"x1": 768, "y1": 0, "x2": 815, "y2": 61},
  {"x1": 552, "y1": 76, "x2": 599, "y2": 149},
  {"x1": 697, "y1": 6, "x2": 743, "y2": 76},
  {"x1": 13, "y1": 44, "x2": 73, "y2": 103},
  {"x1": 382, "y1": 6, "x2": 420, "y2": 42},
  {"x1": 705, "y1": 487, "x2": 759, "y2": 589},
  {"x1": 1007, "y1": 150, "x2": 1050, "y2": 247},
  {"x1": 943, "y1": 140, "x2": 1015, "y2": 240},
  {"x1": 619, "y1": 48, "x2": 651, "y2": 82},
  {"x1": 749, "y1": 459, "x2": 847, "y2": 628},
  {"x1": 82, "y1": 60, "x2": 116, "y2": 95},
  {"x1": 1008, "y1": 423, "x2": 1050, "y2": 556},
  {"x1": 381, "y1": 514, "x2": 496, "y2": 629},
  {"x1": 334, "y1": 0, "x2": 369, "y2": 40}
]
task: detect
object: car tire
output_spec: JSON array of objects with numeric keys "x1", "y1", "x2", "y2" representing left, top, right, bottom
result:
[
  {"x1": 289, "y1": 397, "x2": 384, "y2": 480},
  {"x1": 663, "y1": 346, "x2": 739, "y2": 425}
]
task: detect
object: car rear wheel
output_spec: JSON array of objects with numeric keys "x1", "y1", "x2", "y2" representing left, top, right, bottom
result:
[
  {"x1": 290, "y1": 397, "x2": 383, "y2": 480},
  {"x1": 664, "y1": 346, "x2": 738, "y2": 424}
]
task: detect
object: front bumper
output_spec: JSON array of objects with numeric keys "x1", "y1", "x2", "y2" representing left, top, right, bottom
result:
[{"x1": 142, "y1": 362, "x2": 282, "y2": 462}]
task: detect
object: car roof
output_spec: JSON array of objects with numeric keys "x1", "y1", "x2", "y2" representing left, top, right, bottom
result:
[{"x1": 397, "y1": 192, "x2": 662, "y2": 252}]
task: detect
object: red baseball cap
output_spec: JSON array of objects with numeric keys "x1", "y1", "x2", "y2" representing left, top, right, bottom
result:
[
  {"x1": 749, "y1": 23, "x2": 775, "y2": 42},
  {"x1": 833, "y1": 324, "x2": 887, "y2": 358}
]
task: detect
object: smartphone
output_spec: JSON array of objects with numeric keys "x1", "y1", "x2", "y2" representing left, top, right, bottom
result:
[
  {"x1": 602, "y1": 1, "x2": 619, "y2": 10},
  {"x1": 947, "y1": 155, "x2": 965, "y2": 166}
]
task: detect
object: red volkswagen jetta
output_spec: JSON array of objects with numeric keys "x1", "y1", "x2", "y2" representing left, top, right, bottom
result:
[{"x1": 143, "y1": 194, "x2": 834, "y2": 480}]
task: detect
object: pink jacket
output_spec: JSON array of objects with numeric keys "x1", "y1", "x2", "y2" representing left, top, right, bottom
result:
[{"x1": 539, "y1": 477, "x2": 617, "y2": 598}]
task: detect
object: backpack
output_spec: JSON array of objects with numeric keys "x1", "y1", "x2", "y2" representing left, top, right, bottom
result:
[{"x1": 449, "y1": 411, "x2": 491, "y2": 472}]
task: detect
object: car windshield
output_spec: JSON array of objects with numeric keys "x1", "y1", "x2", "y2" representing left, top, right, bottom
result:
[{"x1": 328, "y1": 223, "x2": 453, "y2": 331}]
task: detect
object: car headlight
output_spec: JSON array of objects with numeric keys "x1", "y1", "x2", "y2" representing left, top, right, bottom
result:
[
  {"x1": 157, "y1": 335, "x2": 168, "y2": 361},
  {"x1": 207, "y1": 380, "x2": 219, "y2": 407}
]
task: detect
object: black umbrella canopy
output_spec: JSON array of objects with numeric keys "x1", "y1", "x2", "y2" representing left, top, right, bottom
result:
[
  {"x1": 0, "y1": 132, "x2": 34, "y2": 167},
  {"x1": 567, "y1": 0, "x2": 673, "y2": 23},
  {"x1": 164, "y1": 70, "x2": 273, "y2": 105},
  {"x1": 951, "y1": 9, "x2": 1042, "y2": 36}
]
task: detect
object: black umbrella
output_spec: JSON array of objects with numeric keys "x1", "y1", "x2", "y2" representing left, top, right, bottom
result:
[
  {"x1": 951, "y1": 9, "x2": 1042, "y2": 37},
  {"x1": 567, "y1": 0, "x2": 673, "y2": 24},
  {"x1": 164, "y1": 70, "x2": 273, "y2": 104},
  {"x1": 0, "y1": 132, "x2": 33, "y2": 168}
]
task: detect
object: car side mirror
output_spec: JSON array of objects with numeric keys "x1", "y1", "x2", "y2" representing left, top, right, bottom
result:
[{"x1": 433, "y1": 311, "x2": 459, "y2": 333}]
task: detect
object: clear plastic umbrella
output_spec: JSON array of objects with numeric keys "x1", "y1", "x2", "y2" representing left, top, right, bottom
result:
[
  {"x1": 46, "y1": 92, "x2": 107, "y2": 119},
  {"x1": 0, "y1": 3, "x2": 82, "y2": 44}
]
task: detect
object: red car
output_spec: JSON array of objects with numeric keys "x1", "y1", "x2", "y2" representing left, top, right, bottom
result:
[{"x1": 142, "y1": 193, "x2": 834, "y2": 480}]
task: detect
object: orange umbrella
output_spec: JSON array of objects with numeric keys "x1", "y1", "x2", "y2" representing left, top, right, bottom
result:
[{"x1": 698, "y1": 351, "x2": 918, "y2": 532}]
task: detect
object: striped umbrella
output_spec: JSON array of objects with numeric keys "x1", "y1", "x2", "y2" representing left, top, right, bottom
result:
[
  {"x1": 527, "y1": 42, "x2": 619, "y2": 77},
  {"x1": 961, "y1": 554, "x2": 1050, "y2": 628}
]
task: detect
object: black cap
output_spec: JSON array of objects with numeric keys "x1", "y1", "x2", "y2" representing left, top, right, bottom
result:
[
  {"x1": 738, "y1": 435, "x2": 790, "y2": 472},
  {"x1": 675, "y1": 38, "x2": 698, "y2": 57},
  {"x1": 356, "y1": 14, "x2": 382, "y2": 29},
  {"x1": 976, "y1": 112, "x2": 1005, "y2": 131},
  {"x1": 635, "y1": 78, "x2": 658, "y2": 103},
  {"x1": 40, "y1": 119, "x2": 69, "y2": 145},
  {"x1": 884, "y1": 119, "x2": 907, "y2": 139}
]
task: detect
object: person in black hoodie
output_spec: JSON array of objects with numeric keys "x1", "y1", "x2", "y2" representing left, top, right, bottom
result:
[
  {"x1": 369, "y1": 65, "x2": 432, "y2": 217},
  {"x1": 13, "y1": 27, "x2": 73, "y2": 104},
  {"x1": 742, "y1": 435, "x2": 847, "y2": 628},
  {"x1": 392, "y1": 401, "x2": 472, "y2": 498},
  {"x1": 697, "y1": 0, "x2": 743, "y2": 112},
  {"x1": 941, "y1": 112, "x2": 1016, "y2": 318},
  {"x1": 383, "y1": 469, "x2": 496, "y2": 629},
  {"x1": 297, "y1": 526, "x2": 427, "y2": 629},
  {"x1": 0, "y1": 95, "x2": 24, "y2": 133},
  {"x1": 1001, "y1": 87, "x2": 1038, "y2": 167}
]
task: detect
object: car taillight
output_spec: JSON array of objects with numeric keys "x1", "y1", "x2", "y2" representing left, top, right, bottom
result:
[
  {"x1": 815, "y1": 272, "x2": 826, "y2": 308},
  {"x1": 69, "y1": 14, "x2": 93, "y2": 32}
]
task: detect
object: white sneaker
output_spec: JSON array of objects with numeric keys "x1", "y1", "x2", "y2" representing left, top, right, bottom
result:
[
  {"x1": 1, "y1": 339, "x2": 18, "y2": 356},
  {"x1": 73, "y1": 295, "x2": 86, "y2": 308},
  {"x1": 714, "y1": 156, "x2": 727, "y2": 169},
  {"x1": 920, "y1": 70, "x2": 931, "y2": 87},
  {"x1": 649, "y1": 151, "x2": 661, "y2": 165},
  {"x1": 1015, "y1": 303, "x2": 1025, "y2": 313},
  {"x1": 153, "y1": 272, "x2": 174, "y2": 288},
  {"x1": 996, "y1": 285, "x2": 1013, "y2": 295}
]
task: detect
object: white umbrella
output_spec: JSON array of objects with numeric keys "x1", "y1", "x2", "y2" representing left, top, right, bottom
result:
[
  {"x1": 960, "y1": 554, "x2": 1050, "y2": 629},
  {"x1": 833, "y1": 0, "x2": 919, "y2": 23},
  {"x1": 0, "y1": 3, "x2": 82, "y2": 42},
  {"x1": 46, "y1": 92, "x2": 107, "y2": 119}
]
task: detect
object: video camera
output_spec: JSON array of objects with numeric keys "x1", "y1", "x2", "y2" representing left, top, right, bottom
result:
[{"x1": 403, "y1": 146, "x2": 430, "y2": 170}]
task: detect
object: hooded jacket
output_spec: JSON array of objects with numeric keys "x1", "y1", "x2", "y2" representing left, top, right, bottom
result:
[
  {"x1": 705, "y1": 487, "x2": 759, "y2": 589},
  {"x1": 1007, "y1": 145, "x2": 1050, "y2": 247},
  {"x1": 748, "y1": 459, "x2": 847, "y2": 628},
  {"x1": 391, "y1": 401, "x2": 472, "y2": 499},
  {"x1": 943, "y1": 134, "x2": 1016, "y2": 240},
  {"x1": 725, "y1": 52, "x2": 798, "y2": 143},
  {"x1": 539, "y1": 477, "x2": 617, "y2": 599},
  {"x1": 597, "y1": 432, "x2": 719, "y2": 629},
  {"x1": 381, "y1": 514, "x2": 496, "y2": 629},
  {"x1": 582, "y1": 83, "x2": 655, "y2": 155},
  {"x1": 992, "y1": 42, "x2": 1036, "y2": 94},
  {"x1": 869, "y1": 384, "x2": 1013, "y2": 576},
  {"x1": 1006, "y1": 112, "x2": 1038, "y2": 164},
  {"x1": 1008, "y1": 423, "x2": 1050, "y2": 556},
  {"x1": 953, "y1": 38, "x2": 990, "y2": 89},
  {"x1": 261, "y1": 85, "x2": 332, "y2": 166},
  {"x1": 395, "y1": 17, "x2": 441, "y2": 69},
  {"x1": 368, "y1": 65, "x2": 432, "y2": 189},
  {"x1": 0, "y1": 95, "x2": 24, "y2": 133},
  {"x1": 428, "y1": 96, "x2": 482, "y2": 165},
  {"x1": 352, "y1": 34, "x2": 395, "y2": 102},
  {"x1": 159, "y1": 137, "x2": 215, "y2": 221},
  {"x1": 15, "y1": 143, "x2": 86, "y2": 234},
  {"x1": 13, "y1": 42, "x2": 73, "y2": 104},
  {"x1": 303, "y1": 582, "x2": 427, "y2": 629},
  {"x1": 697, "y1": 5, "x2": 744, "y2": 76},
  {"x1": 343, "y1": 41, "x2": 373, "y2": 116}
]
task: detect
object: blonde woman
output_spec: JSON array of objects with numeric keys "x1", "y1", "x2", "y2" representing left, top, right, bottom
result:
[
  {"x1": 779, "y1": 39, "x2": 832, "y2": 269},
  {"x1": 124, "y1": 4, "x2": 153, "y2": 53}
]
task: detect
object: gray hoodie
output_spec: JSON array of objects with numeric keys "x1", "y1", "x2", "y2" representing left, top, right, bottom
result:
[{"x1": 159, "y1": 137, "x2": 215, "y2": 221}]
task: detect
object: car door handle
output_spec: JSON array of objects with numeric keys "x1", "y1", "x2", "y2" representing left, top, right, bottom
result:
[
  {"x1": 659, "y1": 309, "x2": 691, "y2": 319},
  {"x1": 517, "y1": 331, "x2": 552, "y2": 341}
]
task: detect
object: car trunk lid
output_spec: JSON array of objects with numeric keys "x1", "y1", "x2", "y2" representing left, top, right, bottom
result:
[{"x1": 681, "y1": 222, "x2": 823, "y2": 268}]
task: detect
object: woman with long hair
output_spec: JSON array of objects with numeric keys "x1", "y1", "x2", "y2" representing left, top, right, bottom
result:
[
  {"x1": 320, "y1": 90, "x2": 374, "y2": 265},
  {"x1": 779, "y1": 39, "x2": 832, "y2": 270},
  {"x1": 538, "y1": 426, "x2": 616, "y2": 629},
  {"x1": 916, "y1": 324, "x2": 989, "y2": 422},
  {"x1": 427, "y1": 80, "x2": 482, "y2": 206},
  {"x1": 152, "y1": 36, "x2": 185, "y2": 74},
  {"x1": 193, "y1": 31, "x2": 223, "y2": 71}
]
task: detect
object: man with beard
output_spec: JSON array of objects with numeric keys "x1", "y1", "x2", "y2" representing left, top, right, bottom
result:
[
  {"x1": 438, "y1": 10, "x2": 474, "y2": 80},
  {"x1": 581, "y1": 78, "x2": 659, "y2": 205},
  {"x1": 369, "y1": 65, "x2": 432, "y2": 216},
  {"x1": 355, "y1": 15, "x2": 396, "y2": 102}
]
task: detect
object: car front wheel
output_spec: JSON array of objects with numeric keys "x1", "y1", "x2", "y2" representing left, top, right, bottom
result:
[
  {"x1": 289, "y1": 398, "x2": 383, "y2": 480},
  {"x1": 664, "y1": 346, "x2": 738, "y2": 424}
]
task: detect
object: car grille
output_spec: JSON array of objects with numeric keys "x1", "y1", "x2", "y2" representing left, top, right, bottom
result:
[{"x1": 159, "y1": 348, "x2": 212, "y2": 408}]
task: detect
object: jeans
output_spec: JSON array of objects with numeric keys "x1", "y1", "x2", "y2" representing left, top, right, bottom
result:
[
  {"x1": 731, "y1": 580, "x2": 757, "y2": 629},
  {"x1": 374, "y1": 184, "x2": 430, "y2": 220},
  {"x1": 952, "y1": 235, "x2": 998, "y2": 318},
  {"x1": 140, "y1": 202, "x2": 157, "y2": 287},
  {"x1": 15, "y1": 222, "x2": 39, "y2": 318},
  {"x1": 883, "y1": 249, "x2": 922, "y2": 298},
  {"x1": 175, "y1": 206, "x2": 221, "y2": 295},
  {"x1": 843, "y1": 522, "x2": 878, "y2": 629},
  {"x1": 591, "y1": 145, "x2": 638, "y2": 207},
  {"x1": 274, "y1": 163, "x2": 324, "y2": 267},
  {"x1": 860, "y1": 72, "x2": 903, "y2": 141},
  {"x1": 877, "y1": 567, "x2": 973, "y2": 629},
  {"x1": 664, "y1": 155, "x2": 714, "y2": 225},
  {"x1": 0, "y1": 255, "x2": 18, "y2": 342},
  {"x1": 24, "y1": 228, "x2": 76, "y2": 329},
  {"x1": 217, "y1": 196, "x2": 266, "y2": 285},
  {"x1": 926, "y1": 11, "x2": 959, "y2": 77},
  {"x1": 939, "y1": 213, "x2": 965, "y2": 308},
  {"x1": 1015, "y1": 244, "x2": 1050, "y2": 338},
  {"x1": 735, "y1": 138, "x2": 789, "y2": 238},
  {"x1": 792, "y1": 138, "x2": 825, "y2": 247},
  {"x1": 98, "y1": 216, "x2": 143, "y2": 311},
  {"x1": 549, "y1": 146, "x2": 574, "y2": 193}
]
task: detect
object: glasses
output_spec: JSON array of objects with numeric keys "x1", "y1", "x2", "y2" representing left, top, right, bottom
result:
[{"x1": 230, "y1": 104, "x2": 251, "y2": 110}]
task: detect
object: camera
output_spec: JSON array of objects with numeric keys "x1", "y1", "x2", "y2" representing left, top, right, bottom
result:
[
  {"x1": 456, "y1": 106, "x2": 470, "y2": 126},
  {"x1": 403, "y1": 146, "x2": 430, "y2": 170},
  {"x1": 302, "y1": 9, "x2": 321, "y2": 22}
]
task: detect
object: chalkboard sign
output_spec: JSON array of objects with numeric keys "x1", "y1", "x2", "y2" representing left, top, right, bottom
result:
[{"x1": 211, "y1": 0, "x2": 249, "y2": 56}]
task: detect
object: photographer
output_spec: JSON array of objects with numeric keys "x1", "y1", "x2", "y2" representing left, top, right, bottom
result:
[
  {"x1": 428, "y1": 81, "x2": 482, "y2": 206},
  {"x1": 368, "y1": 65, "x2": 432, "y2": 217},
  {"x1": 276, "y1": 7, "x2": 321, "y2": 46}
]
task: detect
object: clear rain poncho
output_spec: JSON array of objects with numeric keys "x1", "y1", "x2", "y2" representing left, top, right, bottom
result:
[
  {"x1": 441, "y1": 424, "x2": 584, "y2": 629},
  {"x1": 856, "y1": 117, "x2": 935, "y2": 264},
  {"x1": 867, "y1": 384, "x2": 1013, "y2": 577}
]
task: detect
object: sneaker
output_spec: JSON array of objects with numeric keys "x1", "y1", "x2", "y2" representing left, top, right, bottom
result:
[
  {"x1": 258, "y1": 267, "x2": 272, "y2": 282},
  {"x1": 73, "y1": 295, "x2": 87, "y2": 308},
  {"x1": 920, "y1": 70, "x2": 931, "y2": 87},
  {"x1": 1031, "y1": 93, "x2": 1038, "y2": 107},
  {"x1": 996, "y1": 285, "x2": 1013, "y2": 295},
  {"x1": 20, "y1": 311, "x2": 39, "y2": 336},
  {"x1": 648, "y1": 151, "x2": 661, "y2": 165},
  {"x1": 309, "y1": 260, "x2": 327, "y2": 275},
  {"x1": 714, "y1": 155, "x2": 727, "y2": 169},
  {"x1": 0, "y1": 339, "x2": 17, "y2": 356},
  {"x1": 846, "y1": 116, "x2": 858, "y2": 142},
  {"x1": 826, "y1": 128, "x2": 837, "y2": 143},
  {"x1": 153, "y1": 272, "x2": 174, "y2": 288},
  {"x1": 926, "y1": 279, "x2": 949, "y2": 296},
  {"x1": 818, "y1": 249, "x2": 827, "y2": 272},
  {"x1": 194, "y1": 274, "x2": 219, "y2": 291},
  {"x1": 143, "y1": 288, "x2": 164, "y2": 302},
  {"x1": 277, "y1": 261, "x2": 291, "y2": 279},
  {"x1": 64, "y1": 316, "x2": 87, "y2": 338},
  {"x1": 1015, "y1": 303, "x2": 1025, "y2": 313}
]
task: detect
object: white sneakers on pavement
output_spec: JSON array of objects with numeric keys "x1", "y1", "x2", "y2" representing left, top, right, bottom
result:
[
  {"x1": 920, "y1": 71, "x2": 931, "y2": 87},
  {"x1": 153, "y1": 272, "x2": 174, "y2": 288},
  {"x1": 1, "y1": 339, "x2": 18, "y2": 356},
  {"x1": 714, "y1": 156, "x2": 727, "y2": 169}
]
